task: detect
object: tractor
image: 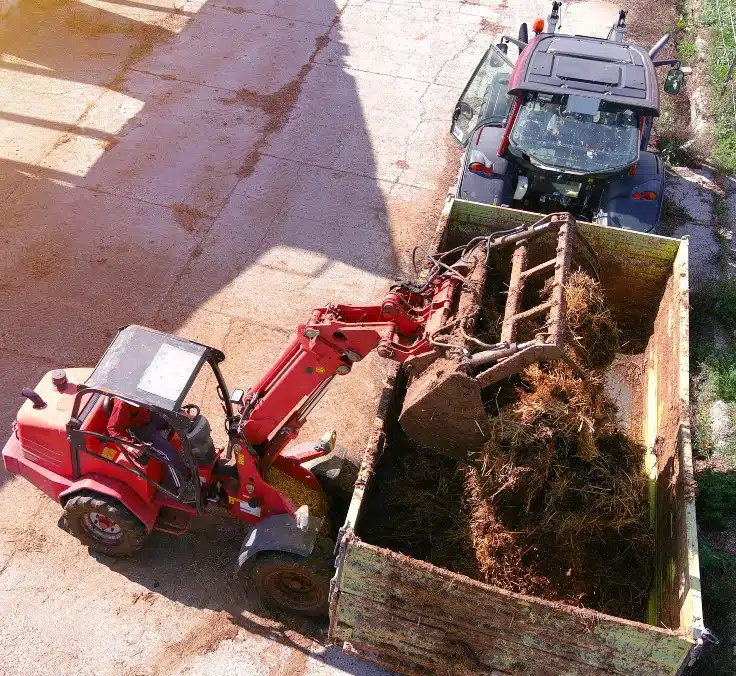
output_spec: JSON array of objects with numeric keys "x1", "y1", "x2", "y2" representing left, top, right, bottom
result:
[{"x1": 451, "y1": 2, "x2": 687, "y2": 233}]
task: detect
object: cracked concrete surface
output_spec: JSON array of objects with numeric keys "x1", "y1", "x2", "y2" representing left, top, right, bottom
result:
[{"x1": 0, "y1": 0, "x2": 632, "y2": 674}]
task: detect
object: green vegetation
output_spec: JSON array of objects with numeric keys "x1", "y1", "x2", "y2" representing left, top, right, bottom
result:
[
  {"x1": 657, "y1": 128, "x2": 700, "y2": 166},
  {"x1": 658, "y1": 198, "x2": 690, "y2": 236},
  {"x1": 692, "y1": 475, "x2": 736, "y2": 675},
  {"x1": 690, "y1": 280, "x2": 736, "y2": 461},
  {"x1": 700, "y1": 0, "x2": 736, "y2": 174},
  {"x1": 697, "y1": 470, "x2": 736, "y2": 529},
  {"x1": 691, "y1": 278, "x2": 736, "y2": 340},
  {"x1": 678, "y1": 39, "x2": 699, "y2": 64}
]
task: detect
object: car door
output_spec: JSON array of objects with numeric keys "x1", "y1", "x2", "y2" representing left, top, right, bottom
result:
[{"x1": 450, "y1": 44, "x2": 515, "y2": 145}]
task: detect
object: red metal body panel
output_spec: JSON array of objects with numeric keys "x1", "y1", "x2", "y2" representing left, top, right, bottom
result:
[
  {"x1": 3, "y1": 433, "x2": 72, "y2": 500},
  {"x1": 15, "y1": 368, "x2": 92, "y2": 477},
  {"x1": 59, "y1": 475, "x2": 160, "y2": 531},
  {"x1": 3, "y1": 432, "x2": 162, "y2": 531},
  {"x1": 506, "y1": 34, "x2": 542, "y2": 92},
  {"x1": 498, "y1": 96, "x2": 522, "y2": 157},
  {"x1": 241, "y1": 282, "x2": 459, "y2": 453},
  {"x1": 4, "y1": 278, "x2": 467, "y2": 537}
]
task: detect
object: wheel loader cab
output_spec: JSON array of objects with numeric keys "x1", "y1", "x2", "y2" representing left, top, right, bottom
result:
[{"x1": 64, "y1": 326, "x2": 233, "y2": 509}]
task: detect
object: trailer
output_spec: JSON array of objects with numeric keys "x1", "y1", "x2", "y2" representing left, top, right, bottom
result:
[{"x1": 327, "y1": 197, "x2": 703, "y2": 675}]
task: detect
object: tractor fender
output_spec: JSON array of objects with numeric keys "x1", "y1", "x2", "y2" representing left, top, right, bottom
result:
[
  {"x1": 457, "y1": 125, "x2": 517, "y2": 206},
  {"x1": 237, "y1": 511, "x2": 323, "y2": 570},
  {"x1": 59, "y1": 474, "x2": 159, "y2": 532},
  {"x1": 597, "y1": 152, "x2": 665, "y2": 234}
]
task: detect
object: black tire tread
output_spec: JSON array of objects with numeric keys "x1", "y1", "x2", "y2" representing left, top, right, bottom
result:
[
  {"x1": 64, "y1": 491, "x2": 147, "y2": 557},
  {"x1": 247, "y1": 550, "x2": 330, "y2": 618}
]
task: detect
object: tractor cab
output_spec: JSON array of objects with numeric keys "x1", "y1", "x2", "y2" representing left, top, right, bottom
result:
[{"x1": 450, "y1": 5, "x2": 685, "y2": 233}]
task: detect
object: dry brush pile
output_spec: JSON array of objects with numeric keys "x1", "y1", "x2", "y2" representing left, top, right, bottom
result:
[{"x1": 364, "y1": 272, "x2": 654, "y2": 622}]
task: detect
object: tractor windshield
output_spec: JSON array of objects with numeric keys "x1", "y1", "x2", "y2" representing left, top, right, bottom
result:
[{"x1": 509, "y1": 94, "x2": 640, "y2": 174}]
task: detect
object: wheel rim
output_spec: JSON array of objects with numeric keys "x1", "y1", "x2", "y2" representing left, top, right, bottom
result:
[
  {"x1": 81, "y1": 511, "x2": 123, "y2": 543},
  {"x1": 263, "y1": 568, "x2": 325, "y2": 612}
]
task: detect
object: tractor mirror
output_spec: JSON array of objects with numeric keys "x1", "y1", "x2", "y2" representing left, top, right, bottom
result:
[
  {"x1": 518, "y1": 22, "x2": 529, "y2": 44},
  {"x1": 664, "y1": 68, "x2": 685, "y2": 95},
  {"x1": 495, "y1": 42, "x2": 508, "y2": 55}
]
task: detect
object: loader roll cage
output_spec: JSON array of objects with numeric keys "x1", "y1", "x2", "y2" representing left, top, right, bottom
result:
[{"x1": 64, "y1": 326, "x2": 238, "y2": 512}]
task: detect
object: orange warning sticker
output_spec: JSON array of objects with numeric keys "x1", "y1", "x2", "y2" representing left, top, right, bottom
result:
[{"x1": 101, "y1": 446, "x2": 117, "y2": 461}]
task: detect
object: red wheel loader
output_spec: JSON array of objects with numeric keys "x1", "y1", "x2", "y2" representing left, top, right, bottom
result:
[{"x1": 3, "y1": 212, "x2": 583, "y2": 617}]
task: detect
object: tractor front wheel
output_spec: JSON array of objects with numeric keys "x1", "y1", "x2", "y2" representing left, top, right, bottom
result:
[
  {"x1": 64, "y1": 492, "x2": 147, "y2": 557},
  {"x1": 249, "y1": 552, "x2": 331, "y2": 617}
]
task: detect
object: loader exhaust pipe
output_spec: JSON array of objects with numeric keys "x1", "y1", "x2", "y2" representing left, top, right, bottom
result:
[{"x1": 649, "y1": 33, "x2": 670, "y2": 58}]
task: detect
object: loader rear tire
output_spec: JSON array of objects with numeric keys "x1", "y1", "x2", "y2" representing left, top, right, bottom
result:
[
  {"x1": 248, "y1": 551, "x2": 330, "y2": 618},
  {"x1": 64, "y1": 492, "x2": 147, "y2": 557}
]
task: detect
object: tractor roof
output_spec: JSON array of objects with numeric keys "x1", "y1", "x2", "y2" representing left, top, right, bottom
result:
[
  {"x1": 507, "y1": 34, "x2": 660, "y2": 115},
  {"x1": 85, "y1": 325, "x2": 222, "y2": 413}
]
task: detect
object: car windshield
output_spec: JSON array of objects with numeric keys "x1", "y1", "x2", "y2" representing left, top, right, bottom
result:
[{"x1": 509, "y1": 95, "x2": 640, "y2": 173}]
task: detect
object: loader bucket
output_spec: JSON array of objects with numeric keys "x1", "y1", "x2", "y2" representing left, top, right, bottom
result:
[
  {"x1": 397, "y1": 212, "x2": 575, "y2": 462},
  {"x1": 399, "y1": 359, "x2": 491, "y2": 461}
]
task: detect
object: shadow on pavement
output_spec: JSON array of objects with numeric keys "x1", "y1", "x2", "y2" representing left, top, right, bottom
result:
[
  {"x1": 90, "y1": 513, "x2": 383, "y2": 674},
  {"x1": 0, "y1": 0, "x2": 396, "y2": 494}
]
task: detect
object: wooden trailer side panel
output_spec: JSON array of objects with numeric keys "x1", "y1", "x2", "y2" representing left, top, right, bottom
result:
[
  {"x1": 643, "y1": 241, "x2": 703, "y2": 636},
  {"x1": 329, "y1": 199, "x2": 700, "y2": 674},
  {"x1": 334, "y1": 542, "x2": 693, "y2": 676}
]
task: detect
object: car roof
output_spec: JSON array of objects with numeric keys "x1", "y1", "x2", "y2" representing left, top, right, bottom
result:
[
  {"x1": 507, "y1": 34, "x2": 660, "y2": 115},
  {"x1": 85, "y1": 325, "x2": 212, "y2": 414}
]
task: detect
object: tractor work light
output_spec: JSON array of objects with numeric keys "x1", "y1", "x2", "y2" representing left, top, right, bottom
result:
[
  {"x1": 469, "y1": 162, "x2": 493, "y2": 175},
  {"x1": 632, "y1": 191, "x2": 657, "y2": 200}
]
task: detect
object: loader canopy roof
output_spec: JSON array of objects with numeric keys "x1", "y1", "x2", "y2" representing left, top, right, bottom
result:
[
  {"x1": 85, "y1": 325, "x2": 223, "y2": 413},
  {"x1": 508, "y1": 34, "x2": 660, "y2": 116}
]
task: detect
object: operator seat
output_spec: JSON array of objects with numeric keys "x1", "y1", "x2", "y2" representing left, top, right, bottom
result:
[
  {"x1": 102, "y1": 395, "x2": 114, "y2": 418},
  {"x1": 185, "y1": 415, "x2": 216, "y2": 466}
]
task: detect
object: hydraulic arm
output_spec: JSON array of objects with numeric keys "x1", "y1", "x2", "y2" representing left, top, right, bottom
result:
[
  {"x1": 235, "y1": 212, "x2": 578, "y2": 465},
  {"x1": 238, "y1": 271, "x2": 460, "y2": 465}
]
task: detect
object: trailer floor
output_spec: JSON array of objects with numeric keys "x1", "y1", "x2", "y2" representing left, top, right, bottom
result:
[{"x1": 0, "y1": 1, "x2": 630, "y2": 675}]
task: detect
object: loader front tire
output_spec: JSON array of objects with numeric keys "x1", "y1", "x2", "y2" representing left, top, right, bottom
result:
[
  {"x1": 64, "y1": 492, "x2": 147, "y2": 557},
  {"x1": 248, "y1": 551, "x2": 330, "y2": 618}
]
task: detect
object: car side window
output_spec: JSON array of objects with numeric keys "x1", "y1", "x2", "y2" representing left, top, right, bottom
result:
[{"x1": 451, "y1": 45, "x2": 514, "y2": 145}]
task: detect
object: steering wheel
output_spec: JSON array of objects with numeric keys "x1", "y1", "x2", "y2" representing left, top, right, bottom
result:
[{"x1": 180, "y1": 403, "x2": 201, "y2": 432}]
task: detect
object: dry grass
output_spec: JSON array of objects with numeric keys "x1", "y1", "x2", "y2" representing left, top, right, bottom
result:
[
  {"x1": 467, "y1": 272, "x2": 653, "y2": 620},
  {"x1": 363, "y1": 271, "x2": 652, "y2": 620},
  {"x1": 266, "y1": 467, "x2": 328, "y2": 521}
]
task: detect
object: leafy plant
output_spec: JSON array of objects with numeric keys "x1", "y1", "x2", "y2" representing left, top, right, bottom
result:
[
  {"x1": 678, "y1": 39, "x2": 698, "y2": 64},
  {"x1": 697, "y1": 470, "x2": 736, "y2": 530}
]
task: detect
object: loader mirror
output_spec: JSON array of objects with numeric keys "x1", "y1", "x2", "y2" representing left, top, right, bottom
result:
[
  {"x1": 495, "y1": 41, "x2": 508, "y2": 55},
  {"x1": 664, "y1": 68, "x2": 685, "y2": 95}
]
